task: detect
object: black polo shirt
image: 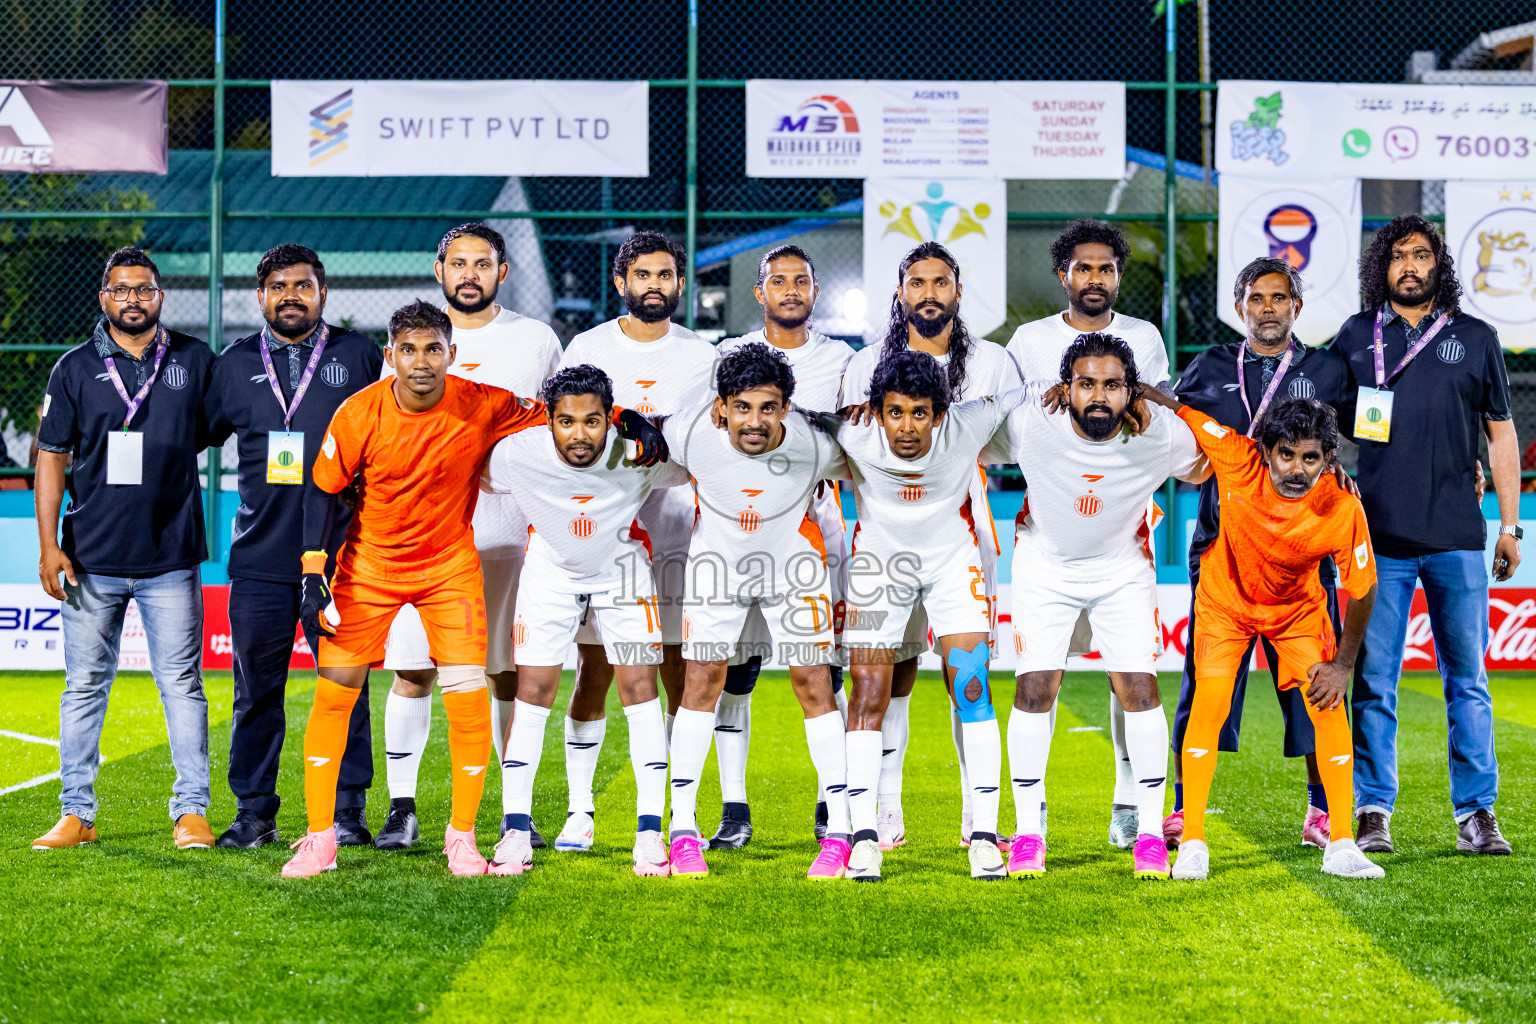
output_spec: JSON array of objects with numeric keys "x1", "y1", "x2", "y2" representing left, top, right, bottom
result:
[
  {"x1": 1331, "y1": 305, "x2": 1511, "y2": 558},
  {"x1": 204, "y1": 324, "x2": 383, "y2": 583},
  {"x1": 37, "y1": 320, "x2": 213, "y2": 577},
  {"x1": 1175, "y1": 339, "x2": 1353, "y2": 577}
]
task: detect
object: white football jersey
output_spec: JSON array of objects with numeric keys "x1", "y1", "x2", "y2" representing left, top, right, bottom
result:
[
  {"x1": 718, "y1": 329, "x2": 856, "y2": 414},
  {"x1": 835, "y1": 390, "x2": 1025, "y2": 572},
  {"x1": 663, "y1": 407, "x2": 846, "y2": 598},
  {"x1": 841, "y1": 336, "x2": 1022, "y2": 407},
  {"x1": 481, "y1": 424, "x2": 688, "y2": 594},
  {"x1": 983, "y1": 402, "x2": 1208, "y2": 579},
  {"x1": 1006, "y1": 310, "x2": 1169, "y2": 398},
  {"x1": 561, "y1": 317, "x2": 716, "y2": 417},
  {"x1": 379, "y1": 304, "x2": 562, "y2": 553}
]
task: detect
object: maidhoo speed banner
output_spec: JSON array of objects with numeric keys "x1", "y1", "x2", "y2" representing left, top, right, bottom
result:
[
  {"x1": 270, "y1": 80, "x2": 649, "y2": 177},
  {"x1": 1446, "y1": 181, "x2": 1536, "y2": 352},
  {"x1": 1217, "y1": 175, "x2": 1361, "y2": 346},
  {"x1": 746, "y1": 80, "x2": 1124, "y2": 179},
  {"x1": 1218, "y1": 80, "x2": 1536, "y2": 181}
]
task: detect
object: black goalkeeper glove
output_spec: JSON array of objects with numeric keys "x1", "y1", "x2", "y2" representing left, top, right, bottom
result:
[
  {"x1": 614, "y1": 407, "x2": 668, "y2": 467},
  {"x1": 299, "y1": 550, "x2": 339, "y2": 639}
]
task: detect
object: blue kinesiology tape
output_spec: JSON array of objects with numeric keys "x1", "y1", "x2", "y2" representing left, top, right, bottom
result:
[{"x1": 949, "y1": 642, "x2": 995, "y2": 723}]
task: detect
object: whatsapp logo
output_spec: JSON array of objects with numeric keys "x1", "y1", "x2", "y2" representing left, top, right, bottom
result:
[{"x1": 1342, "y1": 129, "x2": 1371, "y2": 158}]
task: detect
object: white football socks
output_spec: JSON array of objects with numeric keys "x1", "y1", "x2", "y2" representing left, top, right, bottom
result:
[
  {"x1": 1109, "y1": 691, "x2": 1136, "y2": 807},
  {"x1": 502, "y1": 699, "x2": 550, "y2": 818},
  {"x1": 1122, "y1": 706, "x2": 1170, "y2": 837},
  {"x1": 961, "y1": 717, "x2": 1001, "y2": 838},
  {"x1": 490, "y1": 697, "x2": 515, "y2": 763},
  {"x1": 804, "y1": 711, "x2": 850, "y2": 838},
  {"x1": 877, "y1": 694, "x2": 911, "y2": 813},
  {"x1": 846, "y1": 730, "x2": 882, "y2": 835},
  {"x1": 714, "y1": 691, "x2": 751, "y2": 805},
  {"x1": 665, "y1": 711, "x2": 675, "y2": 745},
  {"x1": 1008, "y1": 708, "x2": 1052, "y2": 837},
  {"x1": 667, "y1": 707, "x2": 714, "y2": 838},
  {"x1": 624, "y1": 698, "x2": 669, "y2": 827},
  {"x1": 564, "y1": 716, "x2": 606, "y2": 815},
  {"x1": 383, "y1": 689, "x2": 431, "y2": 800}
]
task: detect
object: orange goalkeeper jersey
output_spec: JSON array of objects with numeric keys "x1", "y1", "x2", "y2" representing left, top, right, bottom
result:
[
  {"x1": 1177, "y1": 405, "x2": 1376, "y2": 630},
  {"x1": 314, "y1": 376, "x2": 544, "y2": 583}
]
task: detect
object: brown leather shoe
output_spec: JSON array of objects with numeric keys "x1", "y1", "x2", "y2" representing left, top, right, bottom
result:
[
  {"x1": 1355, "y1": 811, "x2": 1394, "y2": 853},
  {"x1": 32, "y1": 814, "x2": 98, "y2": 850},
  {"x1": 1457, "y1": 809, "x2": 1512, "y2": 855},
  {"x1": 174, "y1": 813, "x2": 216, "y2": 849}
]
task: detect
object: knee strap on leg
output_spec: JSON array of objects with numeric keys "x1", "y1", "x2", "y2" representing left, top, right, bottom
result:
[
  {"x1": 723, "y1": 655, "x2": 762, "y2": 696},
  {"x1": 437, "y1": 665, "x2": 488, "y2": 694},
  {"x1": 949, "y1": 642, "x2": 995, "y2": 723}
]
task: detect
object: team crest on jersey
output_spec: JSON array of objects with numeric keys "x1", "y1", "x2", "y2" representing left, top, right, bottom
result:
[
  {"x1": 635, "y1": 380, "x2": 657, "y2": 415},
  {"x1": 513, "y1": 617, "x2": 527, "y2": 647},
  {"x1": 738, "y1": 509, "x2": 762, "y2": 533},
  {"x1": 899, "y1": 484, "x2": 925, "y2": 502},
  {"x1": 1354, "y1": 541, "x2": 1368, "y2": 569},
  {"x1": 161, "y1": 362, "x2": 189, "y2": 390},
  {"x1": 322, "y1": 433, "x2": 337, "y2": 459},
  {"x1": 1202, "y1": 421, "x2": 1228, "y2": 439},
  {"x1": 320, "y1": 361, "x2": 349, "y2": 387},
  {"x1": 1074, "y1": 493, "x2": 1103, "y2": 517},
  {"x1": 569, "y1": 514, "x2": 594, "y2": 538},
  {"x1": 1288, "y1": 376, "x2": 1315, "y2": 399},
  {"x1": 1437, "y1": 338, "x2": 1465, "y2": 364}
]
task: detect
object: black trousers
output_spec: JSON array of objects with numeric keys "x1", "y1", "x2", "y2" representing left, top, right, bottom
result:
[{"x1": 228, "y1": 576, "x2": 373, "y2": 818}]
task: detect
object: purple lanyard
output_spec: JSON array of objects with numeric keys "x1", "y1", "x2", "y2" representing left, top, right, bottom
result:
[
  {"x1": 1236, "y1": 336, "x2": 1299, "y2": 438},
  {"x1": 1373, "y1": 307, "x2": 1450, "y2": 389},
  {"x1": 102, "y1": 326, "x2": 168, "y2": 430},
  {"x1": 258, "y1": 322, "x2": 330, "y2": 428}
]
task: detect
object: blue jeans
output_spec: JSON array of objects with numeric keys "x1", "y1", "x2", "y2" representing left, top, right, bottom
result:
[
  {"x1": 59, "y1": 569, "x2": 209, "y2": 822},
  {"x1": 1351, "y1": 549, "x2": 1497, "y2": 819}
]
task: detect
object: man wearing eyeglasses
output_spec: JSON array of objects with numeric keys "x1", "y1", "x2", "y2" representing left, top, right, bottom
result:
[{"x1": 31, "y1": 247, "x2": 217, "y2": 852}]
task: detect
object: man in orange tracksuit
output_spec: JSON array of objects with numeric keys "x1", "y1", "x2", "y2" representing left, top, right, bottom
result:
[
  {"x1": 281, "y1": 300, "x2": 665, "y2": 878},
  {"x1": 1138, "y1": 386, "x2": 1384, "y2": 882}
]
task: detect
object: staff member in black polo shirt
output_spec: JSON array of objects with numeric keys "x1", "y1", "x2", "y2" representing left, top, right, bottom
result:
[
  {"x1": 1164, "y1": 257, "x2": 1355, "y2": 851},
  {"x1": 1335, "y1": 214, "x2": 1516, "y2": 856},
  {"x1": 204, "y1": 244, "x2": 383, "y2": 848},
  {"x1": 32, "y1": 247, "x2": 217, "y2": 852}
]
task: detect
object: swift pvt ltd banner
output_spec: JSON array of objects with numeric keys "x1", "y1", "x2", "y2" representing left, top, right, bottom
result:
[
  {"x1": 0, "y1": 80, "x2": 167, "y2": 174},
  {"x1": 746, "y1": 80, "x2": 1125, "y2": 179},
  {"x1": 270, "y1": 80, "x2": 649, "y2": 177}
]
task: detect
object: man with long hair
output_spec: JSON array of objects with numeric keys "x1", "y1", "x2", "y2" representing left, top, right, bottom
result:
[
  {"x1": 842, "y1": 242, "x2": 1021, "y2": 852},
  {"x1": 1333, "y1": 215, "x2": 1518, "y2": 856}
]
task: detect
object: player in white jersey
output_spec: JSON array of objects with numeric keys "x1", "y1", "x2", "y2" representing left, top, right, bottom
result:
[
  {"x1": 708, "y1": 244, "x2": 857, "y2": 849},
  {"x1": 841, "y1": 242, "x2": 1021, "y2": 852},
  {"x1": 832, "y1": 348, "x2": 1025, "y2": 881},
  {"x1": 659, "y1": 343, "x2": 854, "y2": 879},
  {"x1": 980, "y1": 333, "x2": 1209, "y2": 881},
  {"x1": 1004, "y1": 220, "x2": 1173, "y2": 850},
  {"x1": 552, "y1": 231, "x2": 717, "y2": 852},
  {"x1": 373, "y1": 223, "x2": 563, "y2": 852},
  {"x1": 479, "y1": 365, "x2": 686, "y2": 877}
]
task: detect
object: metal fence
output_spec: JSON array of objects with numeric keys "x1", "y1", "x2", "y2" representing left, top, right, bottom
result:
[{"x1": 5, "y1": 0, "x2": 1536, "y2": 559}]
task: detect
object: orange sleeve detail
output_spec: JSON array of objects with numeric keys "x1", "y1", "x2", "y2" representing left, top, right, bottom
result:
[
  {"x1": 1176, "y1": 405, "x2": 1256, "y2": 475},
  {"x1": 312, "y1": 397, "x2": 363, "y2": 495}
]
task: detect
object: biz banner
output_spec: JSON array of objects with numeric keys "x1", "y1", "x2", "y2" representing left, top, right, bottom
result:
[
  {"x1": 0, "y1": 80, "x2": 167, "y2": 174},
  {"x1": 1218, "y1": 80, "x2": 1536, "y2": 181},
  {"x1": 270, "y1": 80, "x2": 649, "y2": 177},
  {"x1": 863, "y1": 177, "x2": 1007, "y2": 338},
  {"x1": 1217, "y1": 174, "x2": 1361, "y2": 346},
  {"x1": 746, "y1": 80, "x2": 1124, "y2": 179},
  {"x1": 1445, "y1": 181, "x2": 1536, "y2": 352}
]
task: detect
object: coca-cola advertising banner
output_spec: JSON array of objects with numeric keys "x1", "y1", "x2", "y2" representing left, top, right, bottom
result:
[{"x1": 0, "y1": 81, "x2": 168, "y2": 174}]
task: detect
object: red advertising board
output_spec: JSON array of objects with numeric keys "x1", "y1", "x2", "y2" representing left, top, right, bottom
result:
[{"x1": 200, "y1": 585, "x2": 315, "y2": 670}]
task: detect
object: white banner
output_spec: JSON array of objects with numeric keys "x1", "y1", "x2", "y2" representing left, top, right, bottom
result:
[
  {"x1": 0, "y1": 584, "x2": 150, "y2": 671},
  {"x1": 1217, "y1": 175, "x2": 1362, "y2": 346},
  {"x1": 270, "y1": 80, "x2": 649, "y2": 177},
  {"x1": 863, "y1": 178, "x2": 1007, "y2": 338},
  {"x1": 1446, "y1": 181, "x2": 1536, "y2": 352},
  {"x1": 1218, "y1": 80, "x2": 1536, "y2": 181},
  {"x1": 746, "y1": 80, "x2": 1124, "y2": 179}
]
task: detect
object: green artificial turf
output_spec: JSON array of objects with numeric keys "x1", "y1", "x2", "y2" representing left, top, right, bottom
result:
[{"x1": 0, "y1": 669, "x2": 1530, "y2": 1023}]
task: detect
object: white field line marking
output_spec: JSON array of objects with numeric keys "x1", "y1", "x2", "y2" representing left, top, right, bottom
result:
[
  {"x1": 0, "y1": 771, "x2": 60, "y2": 796},
  {"x1": 0, "y1": 729, "x2": 60, "y2": 747},
  {"x1": 1067, "y1": 726, "x2": 1103, "y2": 732}
]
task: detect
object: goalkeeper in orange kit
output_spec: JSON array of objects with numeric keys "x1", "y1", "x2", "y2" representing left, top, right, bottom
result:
[
  {"x1": 1136, "y1": 386, "x2": 1384, "y2": 882},
  {"x1": 281, "y1": 300, "x2": 666, "y2": 878}
]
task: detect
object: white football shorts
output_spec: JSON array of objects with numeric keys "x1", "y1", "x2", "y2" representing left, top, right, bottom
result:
[{"x1": 1010, "y1": 545, "x2": 1160, "y2": 675}]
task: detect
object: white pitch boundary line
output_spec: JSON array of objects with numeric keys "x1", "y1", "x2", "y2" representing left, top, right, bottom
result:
[
  {"x1": 0, "y1": 729, "x2": 60, "y2": 747},
  {"x1": 0, "y1": 771, "x2": 60, "y2": 796}
]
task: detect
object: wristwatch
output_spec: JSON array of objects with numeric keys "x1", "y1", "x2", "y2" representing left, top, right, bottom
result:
[{"x1": 1500, "y1": 525, "x2": 1523, "y2": 540}]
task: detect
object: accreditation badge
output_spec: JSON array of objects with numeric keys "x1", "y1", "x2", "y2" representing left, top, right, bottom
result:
[
  {"x1": 106, "y1": 431, "x2": 144, "y2": 485},
  {"x1": 267, "y1": 430, "x2": 304, "y2": 485},
  {"x1": 1353, "y1": 387, "x2": 1394, "y2": 443}
]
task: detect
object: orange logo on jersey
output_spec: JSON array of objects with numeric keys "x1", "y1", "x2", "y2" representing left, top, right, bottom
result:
[
  {"x1": 459, "y1": 363, "x2": 481, "y2": 371},
  {"x1": 1075, "y1": 494, "x2": 1103, "y2": 517},
  {"x1": 900, "y1": 484, "x2": 926, "y2": 502},
  {"x1": 739, "y1": 509, "x2": 762, "y2": 533},
  {"x1": 741, "y1": 488, "x2": 763, "y2": 497},
  {"x1": 1014, "y1": 630, "x2": 1025, "y2": 656},
  {"x1": 1082, "y1": 473, "x2": 1104, "y2": 483},
  {"x1": 682, "y1": 614, "x2": 692, "y2": 641},
  {"x1": 513, "y1": 618, "x2": 527, "y2": 647},
  {"x1": 569, "y1": 515, "x2": 594, "y2": 538},
  {"x1": 636, "y1": 381, "x2": 656, "y2": 387},
  {"x1": 572, "y1": 495, "x2": 594, "y2": 504}
]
